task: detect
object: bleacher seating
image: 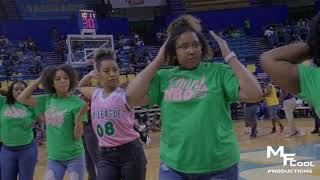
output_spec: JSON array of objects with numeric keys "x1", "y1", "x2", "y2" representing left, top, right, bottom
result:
[{"x1": 1, "y1": 0, "x2": 20, "y2": 20}]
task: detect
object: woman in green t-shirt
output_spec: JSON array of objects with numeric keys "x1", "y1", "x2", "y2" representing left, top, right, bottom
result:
[
  {"x1": 17, "y1": 64, "x2": 88, "y2": 180},
  {"x1": 0, "y1": 80, "x2": 38, "y2": 180},
  {"x1": 261, "y1": 12, "x2": 320, "y2": 126},
  {"x1": 126, "y1": 15, "x2": 263, "y2": 179},
  {"x1": 0, "y1": 82, "x2": 4, "y2": 180}
]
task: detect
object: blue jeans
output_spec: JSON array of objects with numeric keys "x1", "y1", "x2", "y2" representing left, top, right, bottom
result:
[
  {"x1": 97, "y1": 139, "x2": 147, "y2": 180},
  {"x1": 268, "y1": 105, "x2": 279, "y2": 120},
  {"x1": 1, "y1": 141, "x2": 38, "y2": 180},
  {"x1": 159, "y1": 162, "x2": 238, "y2": 180},
  {"x1": 44, "y1": 155, "x2": 85, "y2": 180}
]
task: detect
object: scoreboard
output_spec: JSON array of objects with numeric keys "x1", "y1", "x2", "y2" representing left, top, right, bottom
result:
[{"x1": 78, "y1": 10, "x2": 97, "y2": 35}]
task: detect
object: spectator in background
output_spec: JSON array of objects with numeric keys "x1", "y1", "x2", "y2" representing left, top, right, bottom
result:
[
  {"x1": 283, "y1": 25, "x2": 291, "y2": 44},
  {"x1": 51, "y1": 27, "x2": 58, "y2": 43},
  {"x1": 0, "y1": 35, "x2": 9, "y2": 48},
  {"x1": 264, "y1": 27, "x2": 274, "y2": 40},
  {"x1": 244, "y1": 18, "x2": 251, "y2": 35},
  {"x1": 26, "y1": 37, "x2": 37, "y2": 52},
  {"x1": 143, "y1": 48, "x2": 153, "y2": 63},
  {"x1": 34, "y1": 55, "x2": 42, "y2": 74},
  {"x1": 136, "y1": 38, "x2": 145, "y2": 48},
  {"x1": 277, "y1": 27, "x2": 285, "y2": 46},
  {"x1": 244, "y1": 102, "x2": 259, "y2": 138},
  {"x1": 264, "y1": 82, "x2": 284, "y2": 134},
  {"x1": 156, "y1": 32, "x2": 163, "y2": 45},
  {"x1": 297, "y1": 18, "x2": 305, "y2": 28},
  {"x1": 134, "y1": 33, "x2": 140, "y2": 42},
  {"x1": 57, "y1": 36, "x2": 66, "y2": 62},
  {"x1": 281, "y1": 90, "x2": 299, "y2": 137},
  {"x1": 230, "y1": 28, "x2": 240, "y2": 39},
  {"x1": 264, "y1": 27, "x2": 279, "y2": 47}
]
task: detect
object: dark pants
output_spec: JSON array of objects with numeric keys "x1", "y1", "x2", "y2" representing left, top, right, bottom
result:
[
  {"x1": 97, "y1": 139, "x2": 147, "y2": 180},
  {"x1": 244, "y1": 105, "x2": 258, "y2": 132},
  {"x1": 159, "y1": 162, "x2": 238, "y2": 180},
  {"x1": 83, "y1": 124, "x2": 99, "y2": 180},
  {"x1": 1, "y1": 141, "x2": 38, "y2": 180},
  {"x1": 312, "y1": 108, "x2": 320, "y2": 130}
]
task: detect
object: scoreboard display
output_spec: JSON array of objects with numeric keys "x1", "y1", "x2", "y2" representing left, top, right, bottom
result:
[{"x1": 78, "y1": 10, "x2": 97, "y2": 33}]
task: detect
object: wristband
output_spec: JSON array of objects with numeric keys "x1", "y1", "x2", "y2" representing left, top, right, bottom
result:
[{"x1": 224, "y1": 51, "x2": 237, "y2": 63}]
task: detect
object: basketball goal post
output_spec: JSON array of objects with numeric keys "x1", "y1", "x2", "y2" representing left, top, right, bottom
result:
[{"x1": 66, "y1": 34, "x2": 114, "y2": 67}]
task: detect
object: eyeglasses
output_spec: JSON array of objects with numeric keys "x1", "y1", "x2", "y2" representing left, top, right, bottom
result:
[{"x1": 176, "y1": 42, "x2": 202, "y2": 51}]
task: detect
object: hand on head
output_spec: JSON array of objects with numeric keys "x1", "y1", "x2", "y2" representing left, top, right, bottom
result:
[
  {"x1": 209, "y1": 31, "x2": 232, "y2": 58},
  {"x1": 156, "y1": 38, "x2": 169, "y2": 64}
]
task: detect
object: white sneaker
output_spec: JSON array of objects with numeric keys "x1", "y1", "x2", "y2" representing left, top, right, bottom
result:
[{"x1": 285, "y1": 131, "x2": 299, "y2": 138}]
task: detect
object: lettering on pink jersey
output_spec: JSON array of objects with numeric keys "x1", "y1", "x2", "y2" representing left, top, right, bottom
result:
[{"x1": 92, "y1": 108, "x2": 121, "y2": 121}]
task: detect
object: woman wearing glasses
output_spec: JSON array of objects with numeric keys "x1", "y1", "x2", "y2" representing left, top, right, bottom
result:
[{"x1": 126, "y1": 15, "x2": 263, "y2": 180}]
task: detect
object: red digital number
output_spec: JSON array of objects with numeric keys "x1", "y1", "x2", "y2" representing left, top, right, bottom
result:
[
  {"x1": 83, "y1": 19, "x2": 89, "y2": 29},
  {"x1": 83, "y1": 19, "x2": 94, "y2": 29},
  {"x1": 88, "y1": 19, "x2": 95, "y2": 29}
]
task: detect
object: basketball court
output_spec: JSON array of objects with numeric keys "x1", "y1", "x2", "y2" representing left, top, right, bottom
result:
[{"x1": 32, "y1": 118, "x2": 320, "y2": 180}]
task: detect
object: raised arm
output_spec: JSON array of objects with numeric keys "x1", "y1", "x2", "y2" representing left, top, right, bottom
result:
[
  {"x1": 126, "y1": 40, "x2": 167, "y2": 107},
  {"x1": 260, "y1": 43, "x2": 310, "y2": 94},
  {"x1": 78, "y1": 70, "x2": 98, "y2": 100},
  {"x1": 210, "y1": 31, "x2": 263, "y2": 103},
  {"x1": 17, "y1": 77, "x2": 41, "y2": 106}
]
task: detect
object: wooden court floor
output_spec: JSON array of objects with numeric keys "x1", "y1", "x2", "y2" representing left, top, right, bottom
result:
[{"x1": 33, "y1": 118, "x2": 320, "y2": 180}]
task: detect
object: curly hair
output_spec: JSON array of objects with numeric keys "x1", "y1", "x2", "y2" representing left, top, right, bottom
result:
[
  {"x1": 93, "y1": 48, "x2": 117, "y2": 71},
  {"x1": 165, "y1": 15, "x2": 212, "y2": 66},
  {"x1": 307, "y1": 12, "x2": 320, "y2": 66},
  {"x1": 40, "y1": 64, "x2": 78, "y2": 94},
  {"x1": 7, "y1": 80, "x2": 27, "y2": 105}
]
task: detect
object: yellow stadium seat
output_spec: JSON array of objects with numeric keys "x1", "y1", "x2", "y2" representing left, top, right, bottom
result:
[
  {"x1": 1, "y1": 81, "x2": 9, "y2": 91},
  {"x1": 127, "y1": 74, "x2": 136, "y2": 81},
  {"x1": 119, "y1": 75, "x2": 127, "y2": 84},
  {"x1": 247, "y1": 64, "x2": 256, "y2": 73}
]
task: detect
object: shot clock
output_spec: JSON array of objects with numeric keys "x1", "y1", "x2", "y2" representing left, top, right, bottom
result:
[{"x1": 78, "y1": 10, "x2": 97, "y2": 35}]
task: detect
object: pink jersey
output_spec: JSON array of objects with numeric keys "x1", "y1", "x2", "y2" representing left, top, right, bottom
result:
[{"x1": 91, "y1": 87, "x2": 140, "y2": 147}]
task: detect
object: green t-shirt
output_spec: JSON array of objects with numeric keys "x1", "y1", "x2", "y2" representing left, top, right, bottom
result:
[
  {"x1": 35, "y1": 95, "x2": 87, "y2": 161},
  {"x1": 0, "y1": 96, "x2": 36, "y2": 146},
  {"x1": 0, "y1": 96, "x2": 4, "y2": 143},
  {"x1": 148, "y1": 62, "x2": 240, "y2": 173},
  {"x1": 297, "y1": 64, "x2": 320, "y2": 116}
]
